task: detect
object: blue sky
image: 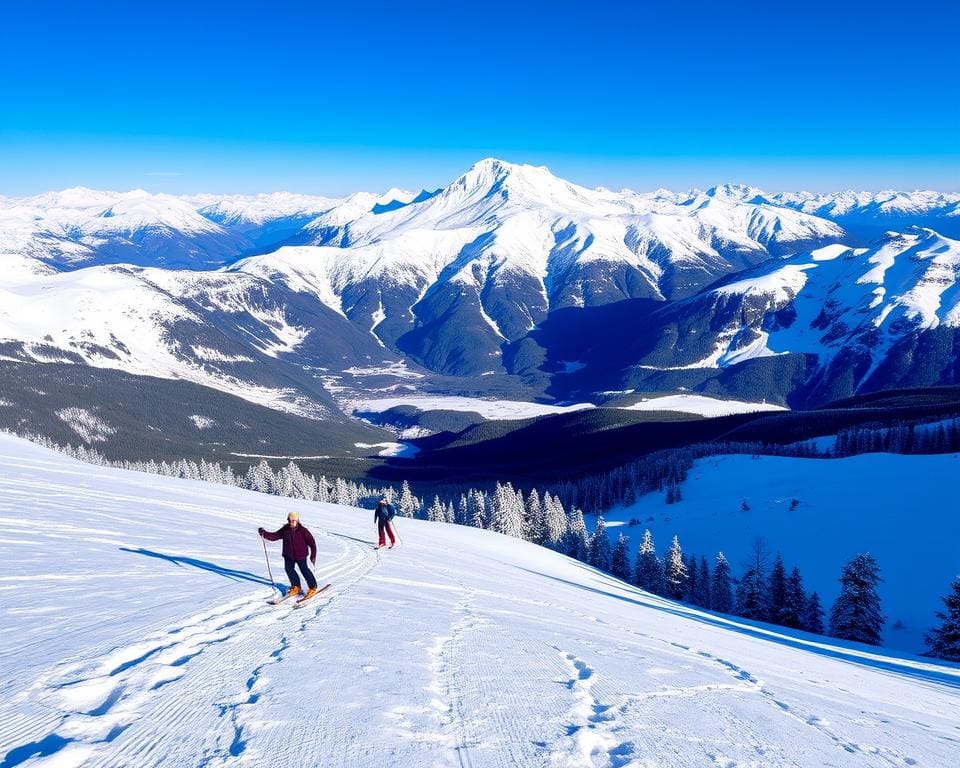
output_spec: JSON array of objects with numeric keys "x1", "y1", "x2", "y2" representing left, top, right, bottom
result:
[{"x1": 1, "y1": 0, "x2": 957, "y2": 194}]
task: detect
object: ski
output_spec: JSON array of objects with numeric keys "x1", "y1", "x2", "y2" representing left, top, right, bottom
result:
[
  {"x1": 293, "y1": 583, "x2": 332, "y2": 609},
  {"x1": 268, "y1": 592, "x2": 299, "y2": 606}
]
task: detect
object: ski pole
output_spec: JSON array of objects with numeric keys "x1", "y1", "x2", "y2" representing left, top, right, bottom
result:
[
  {"x1": 261, "y1": 532, "x2": 276, "y2": 592},
  {"x1": 391, "y1": 518, "x2": 403, "y2": 545}
]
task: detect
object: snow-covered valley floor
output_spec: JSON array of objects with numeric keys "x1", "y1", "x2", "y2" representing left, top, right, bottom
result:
[{"x1": 1, "y1": 434, "x2": 959, "y2": 768}]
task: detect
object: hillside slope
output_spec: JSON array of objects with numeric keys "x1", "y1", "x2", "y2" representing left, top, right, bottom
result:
[
  {"x1": 1, "y1": 434, "x2": 958, "y2": 767},
  {"x1": 604, "y1": 452, "x2": 960, "y2": 652}
]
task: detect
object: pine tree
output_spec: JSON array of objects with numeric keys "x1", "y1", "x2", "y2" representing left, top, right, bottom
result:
[
  {"x1": 769, "y1": 554, "x2": 787, "y2": 625},
  {"x1": 490, "y1": 482, "x2": 524, "y2": 538},
  {"x1": 803, "y1": 591, "x2": 825, "y2": 634},
  {"x1": 686, "y1": 554, "x2": 699, "y2": 604},
  {"x1": 245, "y1": 460, "x2": 274, "y2": 494},
  {"x1": 524, "y1": 488, "x2": 545, "y2": 544},
  {"x1": 634, "y1": 530, "x2": 663, "y2": 594},
  {"x1": 589, "y1": 516, "x2": 613, "y2": 572},
  {"x1": 611, "y1": 533, "x2": 632, "y2": 582},
  {"x1": 467, "y1": 489, "x2": 486, "y2": 528},
  {"x1": 665, "y1": 535, "x2": 688, "y2": 600},
  {"x1": 427, "y1": 495, "x2": 445, "y2": 522},
  {"x1": 829, "y1": 553, "x2": 885, "y2": 645},
  {"x1": 780, "y1": 566, "x2": 806, "y2": 629},
  {"x1": 398, "y1": 480, "x2": 418, "y2": 518},
  {"x1": 712, "y1": 552, "x2": 733, "y2": 613},
  {"x1": 735, "y1": 568, "x2": 768, "y2": 620},
  {"x1": 695, "y1": 554, "x2": 711, "y2": 609},
  {"x1": 542, "y1": 492, "x2": 568, "y2": 549},
  {"x1": 924, "y1": 577, "x2": 960, "y2": 662},
  {"x1": 564, "y1": 508, "x2": 591, "y2": 562},
  {"x1": 735, "y1": 537, "x2": 771, "y2": 620}
]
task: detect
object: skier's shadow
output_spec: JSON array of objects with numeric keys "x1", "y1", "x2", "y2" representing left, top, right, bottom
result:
[{"x1": 119, "y1": 547, "x2": 280, "y2": 593}]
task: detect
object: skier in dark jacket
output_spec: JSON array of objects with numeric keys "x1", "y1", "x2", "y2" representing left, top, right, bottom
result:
[
  {"x1": 259, "y1": 511, "x2": 319, "y2": 598},
  {"x1": 374, "y1": 498, "x2": 397, "y2": 549}
]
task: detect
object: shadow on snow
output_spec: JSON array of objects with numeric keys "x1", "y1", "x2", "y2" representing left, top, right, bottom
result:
[
  {"x1": 119, "y1": 547, "x2": 281, "y2": 594},
  {"x1": 507, "y1": 562, "x2": 960, "y2": 690}
]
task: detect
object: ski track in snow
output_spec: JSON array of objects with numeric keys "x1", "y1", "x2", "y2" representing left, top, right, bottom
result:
[
  {"x1": 4, "y1": 531, "x2": 377, "y2": 768},
  {"x1": 2, "y1": 434, "x2": 960, "y2": 768}
]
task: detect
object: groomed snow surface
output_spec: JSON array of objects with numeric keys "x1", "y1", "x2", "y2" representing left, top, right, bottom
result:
[{"x1": 2, "y1": 434, "x2": 959, "y2": 768}]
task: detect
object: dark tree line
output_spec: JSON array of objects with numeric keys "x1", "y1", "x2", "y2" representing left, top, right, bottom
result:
[
  {"x1": 622, "y1": 532, "x2": 829, "y2": 636},
  {"x1": 833, "y1": 419, "x2": 960, "y2": 457}
]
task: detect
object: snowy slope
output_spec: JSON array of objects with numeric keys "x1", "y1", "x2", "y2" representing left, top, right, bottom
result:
[
  {"x1": 2, "y1": 434, "x2": 959, "y2": 767},
  {"x1": 603, "y1": 452, "x2": 960, "y2": 652},
  {"x1": 0, "y1": 262, "x2": 331, "y2": 416}
]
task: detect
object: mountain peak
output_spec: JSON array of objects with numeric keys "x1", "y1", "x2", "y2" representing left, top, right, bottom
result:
[
  {"x1": 705, "y1": 183, "x2": 769, "y2": 203},
  {"x1": 444, "y1": 157, "x2": 600, "y2": 212},
  {"x1": 456, "y1": 157, "x2": 546, "y2": 189}
]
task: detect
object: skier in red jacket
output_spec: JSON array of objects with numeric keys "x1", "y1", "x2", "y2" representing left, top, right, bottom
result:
[{"x1": 259, "y1": 511, "x2": 318, "y2": 599}]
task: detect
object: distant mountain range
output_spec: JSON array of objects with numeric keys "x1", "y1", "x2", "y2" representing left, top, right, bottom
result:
[{"x1": 2, "y1": 160, "x2": 960, "y2": 454}]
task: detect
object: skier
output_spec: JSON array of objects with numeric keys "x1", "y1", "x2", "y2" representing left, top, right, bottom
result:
[
  {"x1": 374, "y1": 497, "x2": 397, "y2": 549},
  {"x1": 258, "y1": 511, "x2": 319, "y2": 599}
]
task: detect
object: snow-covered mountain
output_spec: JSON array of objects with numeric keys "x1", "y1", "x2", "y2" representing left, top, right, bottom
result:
[
  {"x1": 0, "y1": 253, "x2": 396, "y2": 418},
  {"x1": 0, "y1": 188, "x2": 255, "y2": 269},
  {"x1": 593, "y1": 227, "x2": 960, "y2": 405},
  {"x1": 0, "y1": 187, "x2": 420, "y2": 271},
  {"x1": 715, "y1": 187, "x2": 960, "y2": 240},
  {"x1": 233, "y1": 159, "x2": 845, "y2": 374},
  {"x1": 3, "y1": 433, "x2": 958, "y2": 767},
  {"x1": 2, "y1": 163, "x2": 959, "y2": 409}
]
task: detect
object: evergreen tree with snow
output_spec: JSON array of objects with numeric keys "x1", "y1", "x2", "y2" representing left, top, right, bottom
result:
[
  {"x1": 490, "y1": 482, "x2": 524, "y2": 538},
  {"x1": 316, "y1": 476, "x2": 331, "y2": 503},
  {"x1": 467, "y1": 489, "x2": 486, "y2": 528},
  {"x1": 245, "y1": 460, "x2": 274, "y2": 494},
  {"x1": 398, "y1": 480, "x2": 419, "y2": 518},
  {"x1": 589, "y1": 516, "x2": 613, "y2": 571},
  {"x1": 542, "y1": 492, "x2": 568, "y2": 549},
  {"x1": 457, "y1": 494, "x2": 469, "y2": 526},
  {"x1": 780, "y1": 566, "x2": 806, "y2": 629},
  {"x1": 665, "y1": 535, "x2": 688, "y2": 600},
  {"x1": 803, "y1": 591, "x2": 826, "y2": 634},
  {"x1": 610, "y1": 533, "x2": 632, "y2": 582},
  {"x1": 524, "y1": 488, "x2": 545, "y2": 544},
  {"x1": 634, "y1": 530, "x2": 663, "y2": 594},
  {"x1": 427, "y1": 495, "x2": 446, "y2": 522},
  {"x1": 686, "y1": 554, "x2": 699, "y2": 604},
  {"x1": 924, "y1": 577, "x2": 960, "y2": 662},
  {"x1": 735, "y1": 568, "x2": 768, "y2": 621},
  {"x1": 829, "y1": 553, "x2": 885, "y2": 645},
  {"x1": 711, "y1": 552, "x2": 733, "y2": 613},
  {"x1": 695, "y1": 554, "x2": 712, "y2": 609},
  {"x1": 564, "y1": 507, "x2": 591, "y2": 562},
  {"x1": 769, "y1": 554, "x2": 787, "y2": 624}
]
